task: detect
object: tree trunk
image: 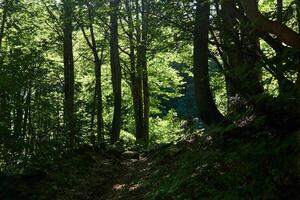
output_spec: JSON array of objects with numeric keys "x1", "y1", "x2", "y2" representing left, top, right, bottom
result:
[
  {"x1": 193, "y1": 0, "x2": 224, "y2": 126},
  {"x1": 221, "y1": 1, "x2": 263, "y2": 107},
  {"x1": 277, "y1": 0, "x2": 283, "y2": 23},
  {"x1": 87, "y1": 7, "x2": 105, "y2": 146},
  {"x1": 0, "y1": 0, "x2": 9, "y2": 135},
  {"x1": 297, "y1": 0, "x2": 300, "y2": 33},
  {"x1": 0, "y1": 0, "x2": 7, "y2": 50},
  {"x1": 295, "y1": 0, "x2": 300, "y2": 121},
  {"x1": 141, "y1": 0, "x2": 149, "y2": 144},
  {"x1": 241, "y1": 0, "x2": 300, "y2": 49},
  {"x1": 125, "y1": 0, "x2": 145, "y2": 142},
  {"x1": 90, "y1": 87, "x2": 96, "y2": 146},
  {"x1": 110, "y1": 0, "x2": 122, "y2": 144},
  {"x1": 63, "y1": 0, "x2": 75, "y2": 148}
]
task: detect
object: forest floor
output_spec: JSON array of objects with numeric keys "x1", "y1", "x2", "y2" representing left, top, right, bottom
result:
[
  {"x1": 1, "y1": 129, "x2": 299, "y2": 200},
  {"x1": 0, "y1": 134, "x2": 204, "y2": 200}
]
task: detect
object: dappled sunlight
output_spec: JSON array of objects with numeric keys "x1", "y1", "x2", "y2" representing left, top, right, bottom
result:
[{"x1": 112, "y1": 184, "x2": 127, "y2": 191}]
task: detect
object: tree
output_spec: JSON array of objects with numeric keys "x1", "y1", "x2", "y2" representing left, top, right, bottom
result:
[
  {"x1": 219, "y1": 0, "x2": 264, "y2": 114},
  {"x1": 122, "y1": 0, "x2": 150, "y2": 143},
  {"x1": 77, "y1": 1, "x2": 105, "y2": 146},
  {"x1": 141, "y1": 0, "x2": 150, "y2": 144},
  {"x1": 109, "y1": 0, "x2": 122, "y2": 144},
  {"x1": 0, "y1": 0, "x2": 9, "y2": 134},
  {"x1": 240, "y1": 0, "x2": 300, "y2": 49},
  {"x1": 193, "y1": 0, "x2": 224, "y2": 126},
  {"x1": 63, "y1": 0, "x2": 76, "y2": 148}
]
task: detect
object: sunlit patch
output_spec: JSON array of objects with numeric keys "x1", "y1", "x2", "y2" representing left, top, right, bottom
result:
[
  {"x1": 112, "y1": 184, "x2": 127, "y2": 191},
  {"x1": 129, "y1": 183, "x2": 141, "y2": 191}
]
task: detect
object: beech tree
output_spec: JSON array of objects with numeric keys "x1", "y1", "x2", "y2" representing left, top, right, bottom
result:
[
  {"x1": 122, "y1": 0, "x2": 150, "y2": 143},
  {"x1": 63, "y1": 0, "x2": 76, "y2": 148},
  {"x1": 193, "y1": 0, "x2": 224, "y2": 126},
  {"x1": 0, "y1": 0, "x2": 9, "y2": 134},
  {"x1": 77, "y1": 1, "x2": 105, "y2": 146},
  {"x1": 109, "y1": 0, "x2": 122, "y2": 144}
]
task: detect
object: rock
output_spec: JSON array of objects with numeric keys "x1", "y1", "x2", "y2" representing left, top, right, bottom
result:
[
  {"x1": 121, "y1": 151, "x2": 139, "y2": 160},
  {"x1": 106, "y1": 144, "x2": 124, "y2": 158},
  {"x1": 165, "y1": 146, "x2": 185, "y2": 157}
]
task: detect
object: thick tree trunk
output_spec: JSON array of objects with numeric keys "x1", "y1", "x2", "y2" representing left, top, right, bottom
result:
[
  {"x1": 295, "y1": 0, "x2": 300, "y2": 121},
  {"x1": 63, "y1": 0, "x2": 75, "y2": 148},
  {"x1": 110, "y1": 0, "x2": 122, "y2": 144},
  {"x1": 221, "y1": 1, "x2": 263, "y2": 105},
  {"x1": 193, "y1": 0, "x2": 225, "y2": 126}
]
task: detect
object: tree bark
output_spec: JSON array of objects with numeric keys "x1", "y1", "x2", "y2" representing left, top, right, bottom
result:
[
  {"x1": 0, "y1": 0, "x2": 7, "y2": 50},
  {"x1": 0, "y1": 0, "x2": 9, "y2": 135},
  {"x1": 125, "y1": 0, "x2": 150, "y2": 143},
  {"x1": 134, "y1": 0, "x2": 145, "y2": 141},
  {"x1": 277, "y1": 0, "x2": 283, "y2": 23},
  {"x1": 240, "y1": 0, "x2": 300, "y2": 49},
  {"x1": 63, "y1": 0, "x2": 75, "y2": 148},
  {"x1": 125, "y1": 0, "x2": 141, "y2": 140},
  {"x1": 87, "y1": 6, "x2": 104, "y2": 145},
  {"x1": 221, "y1": 1, "x2": 263, "y2": 100},
  {"x1": 193, "y1": 0, "x2": 225, "y2": 126},
  {"x1": 297, "y1": 0, "x2": 300, "y2": 32},
  {"x1": 110, "y1": 0, "x2": 122, "y2": 144},
  {"x1": 141, "y1": 0, "x2": 149, "y2": 144}
]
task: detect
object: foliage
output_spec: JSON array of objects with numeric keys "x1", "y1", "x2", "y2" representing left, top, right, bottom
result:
[{"x1": 149, "y1": 109, "x2": 184, "y2": 144}]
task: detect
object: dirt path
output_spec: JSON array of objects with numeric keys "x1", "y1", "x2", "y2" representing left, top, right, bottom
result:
[{"x1": 98, "y1": 156, "x2": 151, "y2": 200}]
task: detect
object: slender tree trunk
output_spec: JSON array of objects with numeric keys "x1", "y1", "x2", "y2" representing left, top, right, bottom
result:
[
  {"x1": 277, "y1": 0, "x2": 283, "y2": 23},
  {"x1": 87, "y1": 8, "x2": 105, "y2": 145},
  {"x1": 134, "y1": 0, "x2": 146, "y2": 141},
  {"x1": 23, "y1": 87, "x2": 32, "y2": 156},
  {"x1": 125, "y1": 0, "x2": 144, "y2": 141},
  {"x1": 0, "y1": 0, "x2": 9, "y2": 134},
  {"x1": 94, "y1": 51, "x2": 104, "y2": 144},
  {"x1": 28, "y1": 97, "x2": 35, "y2": 153},
  {"x1": 79, "y1": 5, "x2": 105, "y2": 146},
  {"x1": 297, "y1": 0, "x2": 300, "y2": 33},
  {"x1": 193, "y1": 0, "x2": 224, "y2": 126},
  {"x1": 141, "y1": 0, "x2": 149, "y2": 144},
  {"x1": 0, "y1": 0, "x2": 7, "y2": 50},
  {"x1": 63, "y1": 0, "x2": 75, "y2": 148},
  {"x1": 109, "y1": 0, "x2": 122, "y2": 144},
  {"x1": 90, "y1": 88, "x2": 96, "y2": 146},
  {"x1": 124, "y1": 0, "x2": 149, "y2": 143},
  {"x1": 22, "y1": 87, "x2": 31, "y2": 137}
]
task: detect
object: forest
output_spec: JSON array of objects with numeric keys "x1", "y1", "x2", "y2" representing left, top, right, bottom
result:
[{"x1": 0, "y1": 0, "x2": 300, "y2": 199}]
